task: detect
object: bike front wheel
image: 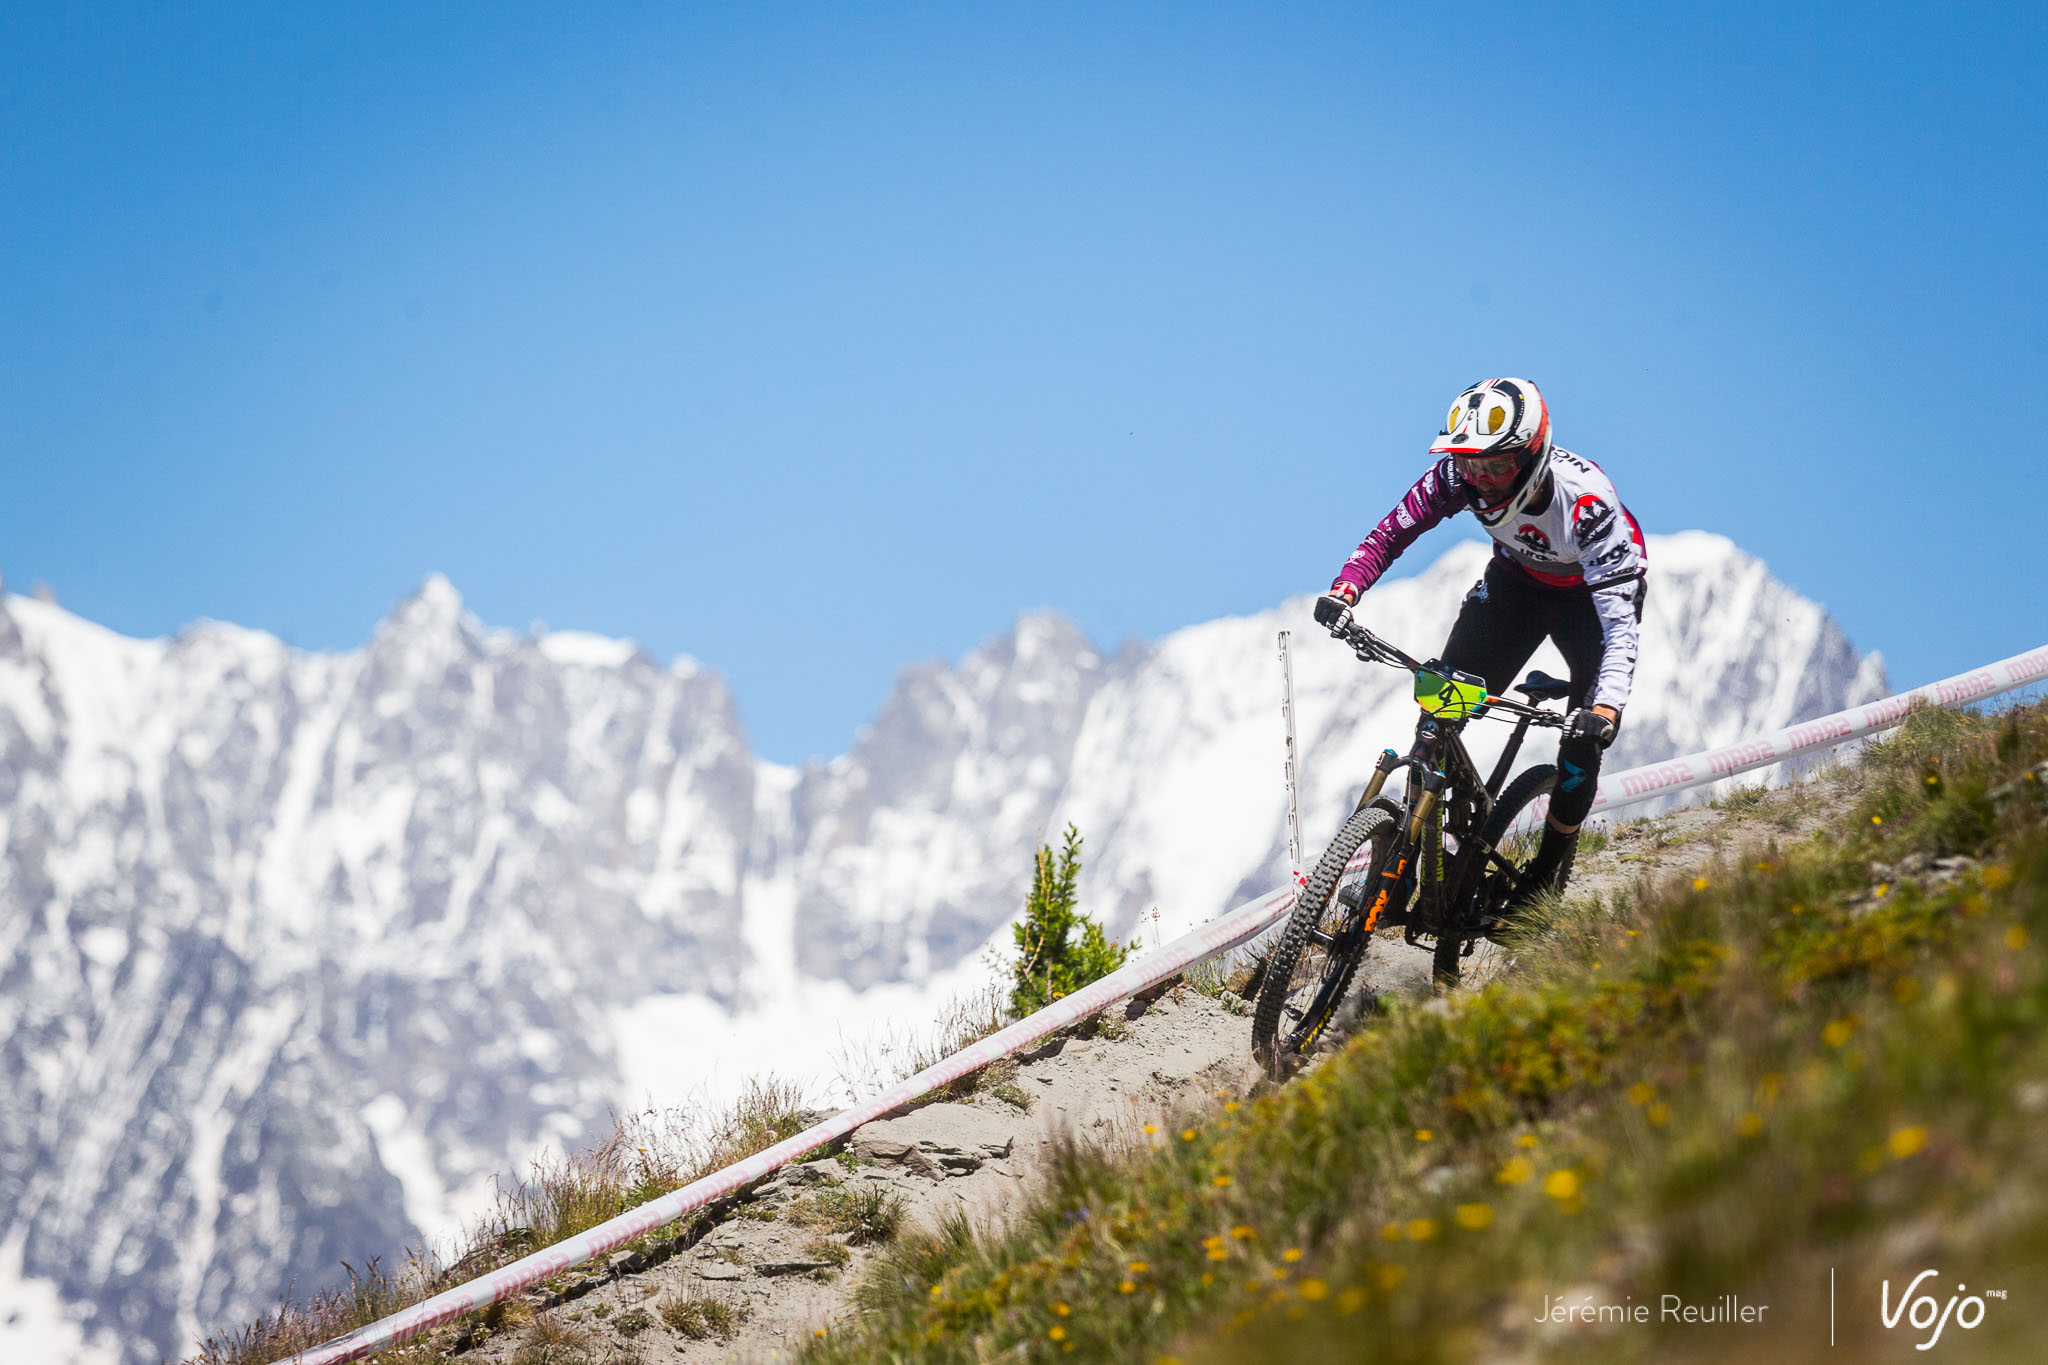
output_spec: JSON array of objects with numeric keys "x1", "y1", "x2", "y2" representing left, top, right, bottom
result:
[{"x1": 1252, "y1": 804, "x2": 1400, "y2": 1078}]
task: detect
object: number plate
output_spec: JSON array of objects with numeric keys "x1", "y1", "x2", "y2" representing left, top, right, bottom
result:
[{"x1": 1414, "y1": 667, "x2": 1488, "y2": 719}]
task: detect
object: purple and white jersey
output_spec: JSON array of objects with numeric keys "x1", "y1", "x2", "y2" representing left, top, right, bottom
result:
[{"x1": 1335, "y1": 448, "x2": 1648, "y2": 710}]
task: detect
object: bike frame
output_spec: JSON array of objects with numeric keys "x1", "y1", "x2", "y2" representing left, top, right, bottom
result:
[{"x1": 1332, "y1": 621, "x2": 1563, "y2": 942}]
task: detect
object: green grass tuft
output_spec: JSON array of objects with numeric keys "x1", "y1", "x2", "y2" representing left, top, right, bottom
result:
[
  {"x1": 657, "y1": 1290, "x2": 747, "y2": 1340},
  {"x1": 788, "y1": 1184, "x2": 906, "y2": 1245}
]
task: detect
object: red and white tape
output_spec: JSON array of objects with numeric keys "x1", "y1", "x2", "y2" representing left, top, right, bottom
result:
[
  {"x1": 292, "y1": 640, "x2": 2046, "y2": 1363},
  {"x1": 292, "y1": 888, "x2": 1297, "y2": 1363},
  {"x1": 1513, "y1": 641, "x2": 2048, "y2": 830}
]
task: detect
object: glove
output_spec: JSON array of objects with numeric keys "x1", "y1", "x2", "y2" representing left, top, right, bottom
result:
[
  {"x1": 1567, "y1": 707, "x2": 1618, "y2": 749},
  {"x1": 1314, "y1": 583, "x2": 1359, "y2": 629}
]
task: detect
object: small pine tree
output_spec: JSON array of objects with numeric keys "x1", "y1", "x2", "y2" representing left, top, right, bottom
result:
[{"x1": 1009, "y1": 824, "x2": 1131, "y2": 1018}]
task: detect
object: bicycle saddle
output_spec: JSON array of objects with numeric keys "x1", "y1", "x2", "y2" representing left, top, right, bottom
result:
[{"x1": 1514, "y1": 670, "x2": 1572, "y2": 703}]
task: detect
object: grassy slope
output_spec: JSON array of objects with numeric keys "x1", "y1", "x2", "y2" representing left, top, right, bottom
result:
[
  {"x1": 195, "y1": 1081, "x2": 820, "y2": 1364},
  {"x1": 809, "y1": 704, "x2": 2048, "y2": 1364}
]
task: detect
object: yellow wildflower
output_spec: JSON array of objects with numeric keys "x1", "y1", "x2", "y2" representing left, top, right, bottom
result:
[
  {"x1": 1455, "y1": 1202, "x2": 1494, "y2": 1230},
  {"x1": 1888, "y1": 1126, "x2": 1928, "y2": 1160},
  {"x1": 1300, "y1": 1278, "x2": 1329, "y2": 1301},
  {"x1": 1497, "y1": 1156, "x2": 1535, "y2": 1185}
]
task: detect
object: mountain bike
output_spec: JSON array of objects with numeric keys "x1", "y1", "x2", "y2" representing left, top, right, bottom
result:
[{"x1": 1251, "y1": 616, "x2": 1572, "y2": 1078}]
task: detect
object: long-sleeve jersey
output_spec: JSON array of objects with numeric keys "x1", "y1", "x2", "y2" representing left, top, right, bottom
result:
[{"x1": 1335, "y1": 448, "x2": 1648, "y2": 711}]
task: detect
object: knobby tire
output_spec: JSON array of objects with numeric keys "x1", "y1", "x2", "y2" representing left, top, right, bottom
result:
[{"x1": 1252, "y1": 804, "x2": 1398, "y2": 1078}]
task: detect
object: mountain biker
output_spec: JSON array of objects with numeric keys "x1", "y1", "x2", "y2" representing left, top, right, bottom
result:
[{"x1": 1314, "y1": 378, "x2": 1646, "y2": 905}]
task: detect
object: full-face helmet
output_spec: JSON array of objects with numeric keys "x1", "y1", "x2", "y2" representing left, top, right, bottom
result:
[{"x1": 1429, "y1": 378, "x2": 1554, "y2": 526}]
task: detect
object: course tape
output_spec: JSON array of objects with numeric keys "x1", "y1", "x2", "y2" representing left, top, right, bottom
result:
[
  {"x1": 294, "y1": 888, "x2": 1298, "y2": 1363},
  {"x1": 1514, "y1": 642, "x2": 2048, "y2": 831},
  {"x1": 296, "y1": 640, "x2": 2047, "y2": 1362}
]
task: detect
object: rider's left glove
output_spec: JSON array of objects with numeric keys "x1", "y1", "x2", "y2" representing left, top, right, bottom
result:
[{"x1": 1567, "y1": 708, "x2": 1618, "y2": 749}]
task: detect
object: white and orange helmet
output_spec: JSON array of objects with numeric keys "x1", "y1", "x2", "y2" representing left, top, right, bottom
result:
[{"x1": 1430, "y1": 378, "x2": 1554, "y2": 526}]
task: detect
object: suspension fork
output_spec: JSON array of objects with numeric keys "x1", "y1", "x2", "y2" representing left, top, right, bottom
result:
[{"x1": 1353, "y1": 748, "x2": 1401, "y2": 812}]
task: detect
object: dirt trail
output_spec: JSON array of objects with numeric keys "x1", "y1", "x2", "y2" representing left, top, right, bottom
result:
[
  {"x1": 463, "y1": 986, "x2": 1262, "y2": 1363},
  {"x1": 469, "y1": 774, "x2": 1856, "y2": 1364}
]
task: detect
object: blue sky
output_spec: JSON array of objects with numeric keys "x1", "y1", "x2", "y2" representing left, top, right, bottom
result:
[{"x1": 3, "y1": 3, "x2": 2042, "y2": 762}]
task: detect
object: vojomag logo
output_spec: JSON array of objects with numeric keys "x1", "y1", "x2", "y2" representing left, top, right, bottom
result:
[{"x1": 1880, "y1": 1270, "x2": 2003, "y2": 1350}]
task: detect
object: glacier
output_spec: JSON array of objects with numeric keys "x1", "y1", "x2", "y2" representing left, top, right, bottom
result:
[{"x1": 0, "y1": 532, "x2": 1885, "y2": 1362}]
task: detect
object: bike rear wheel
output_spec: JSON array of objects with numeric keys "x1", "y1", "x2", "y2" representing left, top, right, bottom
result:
[
  {"x1": 1252, "y1": 804, "x2": 1400, "y2": 1078},
  {"x1": 1432, "y1": 763, "x2": 1562, "y2": 989}
]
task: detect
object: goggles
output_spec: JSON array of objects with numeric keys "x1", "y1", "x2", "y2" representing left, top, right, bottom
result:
[{"x1": 1453, "y1": 449, "x2": 1523, "y2": 489}]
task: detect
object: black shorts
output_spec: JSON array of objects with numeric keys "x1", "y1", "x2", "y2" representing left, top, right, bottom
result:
[{"x1": 1438, "y1": 557, "x2": 1645, "y2": 713}]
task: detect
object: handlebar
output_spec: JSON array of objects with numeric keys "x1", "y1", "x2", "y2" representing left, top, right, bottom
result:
[{"x1": 1327, "y1": 617, "x2": 1567, "y2": 729}]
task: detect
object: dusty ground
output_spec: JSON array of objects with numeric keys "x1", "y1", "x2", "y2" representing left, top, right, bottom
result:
[
  {"x1": 465, "y1": 771, "x2": 1859, "y2": 1365},
  {"x1": 459, "y1": 984, "x2": 1263, "y2": 1364}
]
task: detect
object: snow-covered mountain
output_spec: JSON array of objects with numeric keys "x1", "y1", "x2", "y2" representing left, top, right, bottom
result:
[{"x1": 0, "y1": 532, "x2": 1884, "y2": 1362}]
